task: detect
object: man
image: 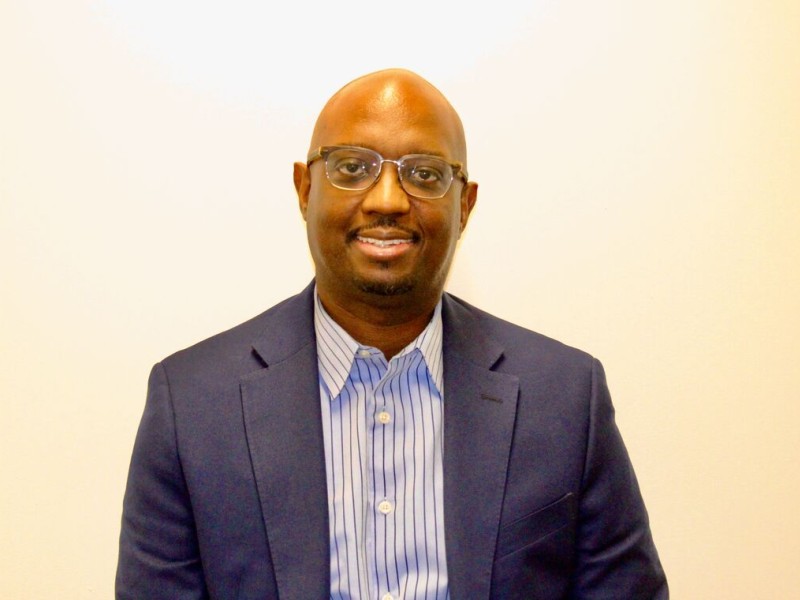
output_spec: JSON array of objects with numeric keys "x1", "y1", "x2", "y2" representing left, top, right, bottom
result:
[{"x1": 117, "y1": 69, "x2": 667, "y2": 599}]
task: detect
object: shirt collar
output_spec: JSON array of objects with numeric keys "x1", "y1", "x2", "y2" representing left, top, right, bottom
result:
[{"x1": 313, "y1": 288, "x2": 444, "y2": 400}]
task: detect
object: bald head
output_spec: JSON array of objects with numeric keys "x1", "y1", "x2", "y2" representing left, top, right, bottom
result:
[{"x1": 309, "y1": 69, "x2": 468, "y2": 167}]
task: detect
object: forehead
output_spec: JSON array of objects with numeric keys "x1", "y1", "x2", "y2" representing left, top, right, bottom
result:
[{"x1": 311, "y1": 77, "x2": 466, "y2": 160}]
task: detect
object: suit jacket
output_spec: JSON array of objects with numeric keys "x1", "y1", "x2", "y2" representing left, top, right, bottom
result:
[{"x1": 117, "y1": 282, "x2": 667, "y2": 599}]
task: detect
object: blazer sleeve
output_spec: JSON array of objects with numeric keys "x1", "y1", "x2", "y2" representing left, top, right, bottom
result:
[
  {"x1": 116, "y1": 363, "x2": 209, "y2": 600},
  {"x1": 571, "y1": 359, "x2": 668, "y2": 599}
]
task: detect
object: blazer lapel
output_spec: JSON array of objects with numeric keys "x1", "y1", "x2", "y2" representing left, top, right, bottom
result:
[
  {"x1": 240, "y1": 285, "x2": 330, "y2": 598},
  {"x1": 442, "y1": 295, "x2": 520, "y2": 600},
  {"x1": 238, "y1": 286, "x2": 519, "y2": 599}
]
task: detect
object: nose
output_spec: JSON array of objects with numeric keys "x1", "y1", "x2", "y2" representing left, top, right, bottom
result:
[{"x1": 360, "y1": 162, "x2": 411, "y2": 215}]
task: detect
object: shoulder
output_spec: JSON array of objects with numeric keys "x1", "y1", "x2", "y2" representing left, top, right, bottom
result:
[
  {"x1": 158, "y1": 284, "x2": 315, "y2": 389},
  {"x1": 442, "y1": 295, "x2": 609, "y2": 458},
  {"x1": 442, "y1": 292, "x2": 596, "y2": 378},
  {"x1": 443, "y1": 294, "x2": 593, "y2": 364}
]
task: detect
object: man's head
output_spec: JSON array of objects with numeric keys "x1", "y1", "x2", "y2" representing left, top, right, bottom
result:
[{"x1": 294, "y1": 69, "x2": 478, "y2": 317}]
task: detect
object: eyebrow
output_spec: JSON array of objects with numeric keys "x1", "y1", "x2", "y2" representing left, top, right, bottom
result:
[{"x1": 336, "y1": 143, "x2": 447, "y2": 159}]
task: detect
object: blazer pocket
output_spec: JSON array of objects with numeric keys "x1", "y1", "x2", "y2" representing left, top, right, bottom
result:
[{"x1": 496, "y1": 492, "x2": 577, "y2": 559}]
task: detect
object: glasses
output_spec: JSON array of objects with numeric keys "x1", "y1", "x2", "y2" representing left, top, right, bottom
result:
[{"x1": 307, "y1": 145, "x2": 468, "y2": 200}]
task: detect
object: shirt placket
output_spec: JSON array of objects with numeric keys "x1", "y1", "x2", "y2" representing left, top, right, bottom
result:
[{"x1": 365, "y1": 349, "x2": 407, "y2": 600}]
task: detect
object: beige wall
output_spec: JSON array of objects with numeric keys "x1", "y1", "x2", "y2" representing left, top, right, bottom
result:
[{"x1": 2, "y1": 1, "x2": 798, "y2": 597}]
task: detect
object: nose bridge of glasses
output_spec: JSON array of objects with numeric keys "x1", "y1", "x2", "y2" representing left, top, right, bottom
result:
[
  {"x1": 379, "y1": 157, "x2": 429, "y2": 197},
  {"x1": 363, "y1": 158, "x2": 410, "y2": 211},
  {"x1": 376, "y1": 157, "x2": 403, "y2": 183},
  {"x1": 368, "y1": 158, "x2": 408, "y2": 195}
]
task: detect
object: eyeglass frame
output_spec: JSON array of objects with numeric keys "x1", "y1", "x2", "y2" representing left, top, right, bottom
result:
[{"x1": 306, "y1": 145, "x2": 469, "y2": 199}]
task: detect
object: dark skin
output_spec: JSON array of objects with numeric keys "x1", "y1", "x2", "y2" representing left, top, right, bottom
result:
[{"x1": 294, "y1": 70, "x2": 478, "y2": 359}]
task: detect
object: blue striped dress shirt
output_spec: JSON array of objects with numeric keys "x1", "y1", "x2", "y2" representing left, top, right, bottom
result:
[{"x1": 314, "y1": 291, "x2": 449, "y2": 600}]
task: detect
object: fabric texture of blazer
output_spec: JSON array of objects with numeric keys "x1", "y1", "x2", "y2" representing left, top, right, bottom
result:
[{"x1": 117, "y1": 282, "x2": 667, "y2": 599}]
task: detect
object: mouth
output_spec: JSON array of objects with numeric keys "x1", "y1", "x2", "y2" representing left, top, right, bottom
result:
[
  {"x1": 355, "y1": 236, "x2": 413, "y2": 248},
  {"x1": 350, "y1": 227, "x2": 418, "y2": 260}
]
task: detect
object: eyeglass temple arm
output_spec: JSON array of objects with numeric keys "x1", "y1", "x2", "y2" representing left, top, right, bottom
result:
[{"x1": 306, "y1": 147, "x2": 324, "y2": 165}]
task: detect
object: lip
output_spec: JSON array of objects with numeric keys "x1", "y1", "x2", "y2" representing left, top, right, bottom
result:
[{"x1": 354, "y1": 234, "x2": 415, "y2": 260}]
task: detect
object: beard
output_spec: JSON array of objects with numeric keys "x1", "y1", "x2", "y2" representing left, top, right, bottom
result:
[{"x1": 353, "y1": 273, "x2": 415, "y2": 296}]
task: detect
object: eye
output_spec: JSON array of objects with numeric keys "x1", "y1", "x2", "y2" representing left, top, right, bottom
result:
[
  {"x1": 408, "y1": 164, "x2": 444, "y2": 186},
  {"x1": 333, "y1": 157, "x2": 370, "y2": 180}
]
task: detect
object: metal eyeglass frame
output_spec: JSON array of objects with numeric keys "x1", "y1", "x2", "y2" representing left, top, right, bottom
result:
[{"x1": 306, "y1": 145, "x2": 468, "y2": 199}]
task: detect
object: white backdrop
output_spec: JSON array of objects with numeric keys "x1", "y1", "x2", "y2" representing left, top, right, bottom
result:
[{"x1": 2, "y1": 1, "x2": 799, "y2": 598}]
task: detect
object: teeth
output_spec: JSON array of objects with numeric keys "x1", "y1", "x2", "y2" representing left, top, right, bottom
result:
[{"x1": 357, "y1": 236, "x2": 410, "y2": 247}]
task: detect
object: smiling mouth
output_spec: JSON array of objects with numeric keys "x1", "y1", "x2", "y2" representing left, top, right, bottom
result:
[{"x1": 356, "y1": 236, "x2": 413, "y2": 247}]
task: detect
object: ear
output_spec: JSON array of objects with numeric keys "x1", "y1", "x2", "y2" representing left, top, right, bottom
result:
[
  {"x1": 294, "y1": 162, "x2": 311, "y2": 220},
  {"x1": 459, "y1": 181, "x2": 478, "y2": 235}
]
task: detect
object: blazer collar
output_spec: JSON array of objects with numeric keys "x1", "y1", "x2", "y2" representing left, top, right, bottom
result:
[
  {"x1": 250, "y1": 281, "x2": 317, "y2": 367},
  {"x1": 442, "y1": 293, "x2": 505, "y2": 369}
]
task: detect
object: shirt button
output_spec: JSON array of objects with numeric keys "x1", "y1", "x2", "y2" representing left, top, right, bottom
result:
[
  {"x1": 377, "y1": 411, "x2": 391, "y2": 424},
  {"x1": 357, "y1": 349, "x2": 371, "y2": 358},
  {"x1": 382, "y1": 594, "x2": 394, "y2": 600},
  {"x1": 378, "y1": 500, "x2": 393, "y2": 515}
]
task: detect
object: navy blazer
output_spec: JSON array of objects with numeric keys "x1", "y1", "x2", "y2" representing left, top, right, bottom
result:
[{"x1": 117, "y1": 283, "x2": 667, "y2": 599}]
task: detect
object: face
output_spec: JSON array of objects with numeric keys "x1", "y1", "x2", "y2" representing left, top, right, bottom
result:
[{"x1": 294, "y1": 74, "x2": 478, "y2": 312}]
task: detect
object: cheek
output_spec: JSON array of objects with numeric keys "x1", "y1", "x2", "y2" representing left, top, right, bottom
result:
[
  {"x1": 304, "y1": 199, "x2": 331, "y2": 250},
  {"x1": 305, "y1": 196, "x2": 355, "y2": 255},
  {"x1": 420, "y1": 201, "x2": 461, "y2": 239},
  {"x1": 307, "y1": 191, "x2": 355, "y2": 227}
]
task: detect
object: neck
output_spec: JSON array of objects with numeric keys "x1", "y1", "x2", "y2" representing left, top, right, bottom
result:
[{"x1": 317, "y1": 288, "x2": 440, "y2": 360}]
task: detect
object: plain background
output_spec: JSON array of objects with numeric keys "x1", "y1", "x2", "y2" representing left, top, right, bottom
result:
[{"x1": 2, "y1": 1, "x2": 798, "y2": 598}]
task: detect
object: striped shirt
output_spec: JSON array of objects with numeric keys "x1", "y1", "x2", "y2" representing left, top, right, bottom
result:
[{"x1": 314, "y1": 291, "x2": 449, "y2": 600}]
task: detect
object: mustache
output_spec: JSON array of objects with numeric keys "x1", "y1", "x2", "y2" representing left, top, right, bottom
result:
[{"x1": 347, "y1": 217, "x2": 420, "y2": 242}]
